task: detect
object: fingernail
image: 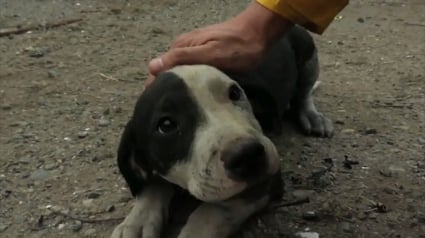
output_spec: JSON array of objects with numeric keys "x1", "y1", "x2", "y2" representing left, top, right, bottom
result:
[{"x1": 149, "y1": 58, "x2": 164, "y2": 74}]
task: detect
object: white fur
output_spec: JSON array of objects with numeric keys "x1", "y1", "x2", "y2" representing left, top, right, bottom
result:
[
  {"x1": 111, "y1": 184, "x2": 174, "y2": 238},
  {"x1": 161, "y1": 65, "x2": 280, "y2": 202}
]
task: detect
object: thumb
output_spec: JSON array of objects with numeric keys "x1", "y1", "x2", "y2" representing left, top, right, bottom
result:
[{"x1": 148, "y1": 46, "x2": 212, "y2": 76}]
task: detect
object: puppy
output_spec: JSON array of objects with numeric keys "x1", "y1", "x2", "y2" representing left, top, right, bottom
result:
[{"x1": 111, "y1": 25, "x2": 333, "y2": 238}]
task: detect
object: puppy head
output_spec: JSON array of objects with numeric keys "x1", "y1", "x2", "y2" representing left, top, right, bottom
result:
[{"x1": 119, "y1": 65, "x2": 280, "y2": 202}]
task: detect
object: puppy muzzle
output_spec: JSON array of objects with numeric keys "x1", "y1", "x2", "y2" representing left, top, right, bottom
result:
[{"x1": 221, "y1": 138, "x2": 268, "y2": 182}]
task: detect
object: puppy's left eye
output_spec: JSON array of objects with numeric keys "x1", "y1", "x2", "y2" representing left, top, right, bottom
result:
[
  {"x1": 228, "y1": 84, "x2": 242, "y2": 101},
  {"x1": 157, "y1": 117, "x2": 178, "y2": 134}
]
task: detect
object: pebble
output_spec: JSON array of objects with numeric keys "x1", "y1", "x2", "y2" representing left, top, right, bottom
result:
[
  {"x1": 383, "y1": 186, "x2": 398, "y2": 195},
  {"x1": 82, "y1": 199, "x2": 94, "y2": 207},
  {"x1": 335, "y1": 119, "x2": 345, "y2": 125},
  {"x1": 84, "y1": 228, "x2": 97, "y2": 237},
  {"x1": 114, "y1": 107, "x2": 123, "y2": 113},
  {"x1": 71, "y1": 220, "x2": 83, "y2": 232},
  {"x1": 0, "y1": 223, "x2": 9, "y2": 232},
  {"x1": 420, "y1": 225, "x2": 425, "y2": 234},
  {"x1": 379, "y1": 169, "x2": 393, "y2": 177},
  {"x1": 364, "y1": 128, "x2": 377, "y2": 135},
  {"x1": 28, "y1": 47, "x2": 45, "y2": 58},
  {"x1": 98, "y1": 118, "x2": 110, "y2": 127},
  {"x1": 29, "y1": 169, "x2": 50, "y2": 181},
  {"x1": 296, "y1": 231, "x2": 320, "y2": 238},
  {"x1": 292, "y1": 189, "x2": 315, "y2": 200},
  {"x1": 105, "y1": 204, "x2": 115, "y2": 212},
  {"x1": 340, "y1": 221, "x2": 352, "y2": 232},
  {"x1": 44, "y1": 163, "x2": 57, "y2": 170},
  {"x1": 358, "y1": 212, "x2": 368, "y2": 220},
  {"x1": 57, "y1": 223, "x2": 66, "y2": 230},
  {"x1": 357, "y1": 17, "x2": 365, "y2": 23},
  {"x1": 302, "y1": 211, "x2": 319, "y2": 221},
  {"x1": 368, "y1": 213, "x2": 378, "y2": 219},
  {"x1": 1, "y1": 104, "x2": 12, "y2": 110},
  {"x1": 341, "y1": 128, "x2": 355, "y2": 134},
  {"x1": 87, "y1": 192, "x2": 101, "y2": 199},
  {"x1": 78, "y1": 131, "x2": 89, "y2": 138},
  {"x1": 47, "y1": 70, "x2": 59, "y2": 78}
]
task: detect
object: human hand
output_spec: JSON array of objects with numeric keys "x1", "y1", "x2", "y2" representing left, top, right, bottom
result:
[{"x1": 145, "y1": 1, "x2": 291, "y2": 87}]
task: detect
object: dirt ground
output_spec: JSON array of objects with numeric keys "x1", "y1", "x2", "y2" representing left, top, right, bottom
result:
[{"x1": 0, "y1": 0, "x2": 424, "y2": 237}]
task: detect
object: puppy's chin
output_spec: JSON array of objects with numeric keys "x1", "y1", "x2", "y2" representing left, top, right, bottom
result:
[{"x1": 187, "y1": 177, "x2": 248, "y2": 203}]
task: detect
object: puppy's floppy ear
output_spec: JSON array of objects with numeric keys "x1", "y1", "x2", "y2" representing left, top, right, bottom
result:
[
  {"x1": 225, "y1": 71, "x2": 283, "y2": 135},
  {"x1": 117, "y1": 119, "x2": 147, "y2": 197}
]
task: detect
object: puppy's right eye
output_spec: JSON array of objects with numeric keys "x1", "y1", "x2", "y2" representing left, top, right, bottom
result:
[
  {"x1": 157, "y1": 117, "x2": 178, "y2": 134},
  {"x1": 228, "y1": 84, "x2": 242, "y2": 101}
]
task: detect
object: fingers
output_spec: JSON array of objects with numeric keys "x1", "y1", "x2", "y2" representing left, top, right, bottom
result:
[
  {"x1": 144, "y1": 74, "x2": 155, "y2": 88},
  {"x1": 148, "y1": 44, "x2": 216, "y2": 76}
]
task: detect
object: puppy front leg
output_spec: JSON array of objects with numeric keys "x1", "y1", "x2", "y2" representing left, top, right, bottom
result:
[
  {"x1": 177, "y1": 196, "x2": 269, "y2": 238},
  {"x1": 111, "y1": 182, "x2": 174, "y2": 238}
]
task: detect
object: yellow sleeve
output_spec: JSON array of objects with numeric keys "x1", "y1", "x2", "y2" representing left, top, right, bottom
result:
[{"x1": 256, "y1": 0, "x2": 349, "y2": 34}]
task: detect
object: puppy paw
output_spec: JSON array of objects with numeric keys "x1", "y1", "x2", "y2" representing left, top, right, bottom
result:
[
  {"x1": 111, "y1": 221, "x2": 160, "y2": 238},
  {"x1": 298, "y1": 109, "x2": 334, "y2": 137},
  {"x1": 111, "y1": 222, "x2": 140, "y2": 238}
]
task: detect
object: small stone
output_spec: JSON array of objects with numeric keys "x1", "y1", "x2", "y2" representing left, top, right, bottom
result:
[
  {"x1": 28, "y1": 48, "x2": 45, "y2": 58},
  {"x1": 9, "y1": 121, "x2": 28, "y2": 127},
  {"x1": 383, "y1": 186, "x2": 397, "y2": 195},
  {"x1": 335, "y1": 119, "x2": 344, "y2": 125},
  {"x1": 117, "y1": 195, "x2": 132, "y2": 203},
  {"x1": 29, "y1": 169, "x2": 50, "y2": 181},
  {"x1": 103, "y1": 108, "x2": 110, "y2": 116},
  {"x1": 105, "y1": 205, "x2": 115, "y2": 212},
  {"x1": 357, "y1": 17, "x2": 365, "y2": 23},
  {"x1": 78, "y1": 131, "x2": 88, "y2": 139},
  {"x1": 358, "y1": 212, "x2": 367, "y2": 220},
  {"x1": 420, "y1": 225, "x2": 425, "y2": 234},
  {"x1": 71, "y1": 220, "x2": 82, "y2": 232},
  {"x1": 44, "y1": 163, "x2": 57, "y2": 170},
  {"x1": 87, "y1": 192, "x2": 101, "y2": 199},
  {"x1": 341, "y1": 128, "x2": 355, "y2": 134},
  {"x1": 0, "y1": 223, "x2": 9, "y2": 232},
  {"x1": 292, "y1": 190, "x2": 315, "y2": 200},
  {"x1": 98, "y1": 118, "x2": 110, "y2": 127},
  {"x1": 114, "y1": 107, "x2": 123, "y2": 113},
  {"x1": 151, "y1": 27, "x2": 165, "y2": 35},
  {"x1": 1, "y1": 104, "x2": 12, "y2": 110},
  {"x1": 110, "y1": 8, "x2": 121, "y2": 14},
  {"x1": 84, "y1": 228, "x2": 97, "y2": 237},
  {"x1": 82, "y1": 199, "x2": 94, "y2": 207},
  {"x1": 58, "y1": 223, "x2": 66, "y2": 230},
  {"x1": 296, "y1": 231, "x2": 320, "y2": 238},
  {"x1": 47, "y1": 70, "x2": 59, "y2": 78},
  {"x1": 340, "y1": 221, "x2": 352, "y2": 233},
  {"x1": 379, "y1": 169, "x2": 393, "y2": 177},
  {"x1": 302, "y1": 211, "x2": 319, "y2": 220},
  {"x1": 365, "y1": 128, "x2": 377, "y2": 135},
  {"x1": 368, "y1": 213, "x2": 378, "y2": 219}
]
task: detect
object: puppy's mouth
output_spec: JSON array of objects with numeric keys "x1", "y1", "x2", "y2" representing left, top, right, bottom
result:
[{"x1": 187, "y1": 175, "x2": 247, "y2": 202}]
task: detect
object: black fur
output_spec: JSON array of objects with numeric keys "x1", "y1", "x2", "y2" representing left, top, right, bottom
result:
[
  {"x1": 118, "y1": 25, "x2": 318, "y2": 199},
  {"x1": 117, "y1": 72, "x2": 202, "y2": 196},
  {"x1": 227, "y1": 25, "x2": 317, "y2": 135}
]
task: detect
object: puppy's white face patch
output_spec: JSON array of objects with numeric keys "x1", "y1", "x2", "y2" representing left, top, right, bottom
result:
[{"x1": 161, "y1": 65, "x2": 280, "y2": 202}]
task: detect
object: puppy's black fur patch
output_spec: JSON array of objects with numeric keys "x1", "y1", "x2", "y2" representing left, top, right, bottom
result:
[
  {"x1": 118, "y1": 72, "x2": 202, "y2": 196},
  {"x1": 227, "y1": 25, "x2": 317, "y2": 135}
]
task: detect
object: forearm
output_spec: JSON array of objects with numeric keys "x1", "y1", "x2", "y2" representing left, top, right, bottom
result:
[
  {"x1": 256, "y1": 0, "x2": 349, "y2": 34},
  {"x1": 232, "y1": 1, "x2": 293, "y2": 46}
]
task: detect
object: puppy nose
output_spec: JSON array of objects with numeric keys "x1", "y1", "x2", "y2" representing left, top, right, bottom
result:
[{"x1": 221, "y1": 138, "x2": 267, "y2": 181}]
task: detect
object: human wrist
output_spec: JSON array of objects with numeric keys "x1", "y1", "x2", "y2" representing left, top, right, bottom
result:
[{"x1": 235, "y1": 1, "x2": 292, "y2": 44}]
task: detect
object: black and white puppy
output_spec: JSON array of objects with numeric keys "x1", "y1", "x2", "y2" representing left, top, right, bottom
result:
[{"x1": 111, "y1": 25, "x2": 333, "y2": 238}]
